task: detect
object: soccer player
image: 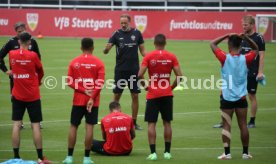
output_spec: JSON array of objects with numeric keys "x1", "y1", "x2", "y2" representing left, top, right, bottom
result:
[
  {"x1": 213, "y1": 15, "x2": 266, "y2": 129},
  {"x1": 103, "y1": 14, "x2": 146, "y2": 130},
  {"x1": 138, "y1": 34, "x2": 183, "y2": 160},
  {"x1": 9, "y1": 32, "x2": 50, "y2": 163},
  {"x1": 210, "y1": 33, "x2": 258, "y2": 160},
  {"x1": 63, "y1": 38, "x2": 105, "y2": 164},
  {"x1": 91, "y1": 102, "x2": 135, "y2": 156},
  {"x1": 0, "y1": 22, "x2": 42, "y2": 129}
]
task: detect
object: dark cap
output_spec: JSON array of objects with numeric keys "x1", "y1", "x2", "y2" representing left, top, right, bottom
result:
[
  {"x1": 14, "y1": 22, "x2": 26, "y2": 31},
  {"x1": 19, "y1": 32, "x2": 32, "y2": 43}
]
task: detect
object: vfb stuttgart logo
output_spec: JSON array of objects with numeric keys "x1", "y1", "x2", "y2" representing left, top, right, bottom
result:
[
  {"x1": 26, "y1": 13, "x2": 39, "y2": 31},
  {"x1": 134, "y1": 15, "x2": 147, "y2": 33}
]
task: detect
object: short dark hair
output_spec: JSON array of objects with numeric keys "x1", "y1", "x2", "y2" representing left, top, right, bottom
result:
[
  {"x1": 14, "y1": 22, "x2": 26, "y2": 31},
  {"x1": 154, "y1": 34, "x2": 166, "y2": 47},
  {"x1": 228, "y1": 35, "x2": 242, "y2": 49},
  {"x1": 120, "y1": 14, "x2": 131, "y2": 22},
  {"x1": 109, "y1": 101, "x2": 121, "y2": 111},
  {"x1": 19, "y1": 32, "x2": 31, "y2": 43},
  {"x1": 81, "y1": 38, "x2": 94, "y2": 50}
]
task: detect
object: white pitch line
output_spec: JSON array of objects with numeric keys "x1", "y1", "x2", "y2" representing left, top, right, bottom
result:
[{"x1": 1, "y1": 108, "x2": 275, "y2": 127}]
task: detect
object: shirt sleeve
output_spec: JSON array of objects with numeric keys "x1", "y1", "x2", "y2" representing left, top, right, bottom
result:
[
  {"x1": 172, "y1": 54, "x2": 179, "y2": 67},
  {"x1": 31, "y1": 39, "x2": 41, "y2": 60},
  {"x1": 34, "y1": 53, "x2": 44, "y2": 84},
  {"x1": 245, "y1": 51, "x2": 257, "y2": 67},
  {"x1": 91, "y1": 62, "x2": 105, "y2": 100},
  {"x1": 141, "y1": 54, "x2": 149, "y2": 67},
  {"x1": 108, "y1": 31, "x2": 117, "y2": 45},
  {"x1": 0, "y1": 40, "x2": 12, "y2": 72},
  {"x1": 256, "y1": 34, "x2": 265, "y2": 51},
  {"x1": 214, "y1": 48, "x2": 227, "y2": 66},
  {"x1": 137, "y1": 30, "x2": 144, "y2": 45}
]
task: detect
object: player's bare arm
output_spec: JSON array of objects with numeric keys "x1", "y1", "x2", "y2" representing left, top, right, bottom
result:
[
  {"x1": 138, "y1": 65, "x2": 148, "y2": 89},
  {"x1": 86, "y1": 98, "x2": 94, "y2": 113},
  {"x1": 210, "y1": 34, "x2": 230, "y2": 53},
  {"x1": 258, "y1": 51, "x2": 265, "y2": 80},
  {"x1": 102, "y1": 130, "x2": 106, "y2": 140},
  {"x1": 241, "y1": 34, "x2": 258, "y2": 51},
  {"x1": 171, "y1": 66, "x2": 183, "y2": 90},
  {"x1": 139, "y1": 44, "x2": 146, "y2": 57},
  {"x1": 130, "y1": 128, "x2": 136, "y2": 140},
  {"x1": 103, "y1": 43, "x2": 113, "y2": 54}
]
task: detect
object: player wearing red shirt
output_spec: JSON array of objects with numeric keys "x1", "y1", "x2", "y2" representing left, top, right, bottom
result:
[
  {"x1": 9, "y1": 32, "x2": 50, "y2": 164},
  {"x1": 63, "y1": 38, "x2": 105, "y2": 164},
  {"x1": 91, "y1": 102, "x2": 135, "y2": 155},
  {"x1": 138, "y1": 34, "x2": 183, "y2": 160}
]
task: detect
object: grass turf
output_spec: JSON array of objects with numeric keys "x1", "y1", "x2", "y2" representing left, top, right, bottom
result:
[{"x1": 0, "y1": 37, "x2": 276, "y2": 164}]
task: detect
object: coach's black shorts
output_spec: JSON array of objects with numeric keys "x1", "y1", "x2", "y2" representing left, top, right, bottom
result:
[
  {"x1": 220, "y1": 95, "x2": 248, "y2": 110},
  {"x1": 12, "y1": 97, "x2": 42, "y2": 123},
  {"x1": 70, "y1": 106, "x2": 98, "y2": 126},
  {"x1": 247, "y1": 75, "x2": 258, "y2": 94},
  {"x1": 113, "y1": 70, "x2": 141, "y2": 94},
  {"x1": 145, "y1": 96, "x2": 173, "y2": 122}
]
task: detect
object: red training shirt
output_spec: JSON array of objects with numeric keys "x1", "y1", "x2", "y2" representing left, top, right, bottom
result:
[
  {"x1": 101, "y1": 111, "x2": 134, "y2": 155},
  {"x1": 142, "y1": 50, "x2": 179, "y2": 99},
  {"x1": 67, "y1": 54, "x2": 105, "y2": 107},
  {"x1": 9, "y1": 49, "x2": 44, "y2": 102},
  {"x1": 214, "y1": 48, "x2": 256, "y2": 67}
]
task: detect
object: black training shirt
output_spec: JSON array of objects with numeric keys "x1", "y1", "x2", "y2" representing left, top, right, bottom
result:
[{"x1": 108, "y1": 28, "x2": 144, "y2": 71}]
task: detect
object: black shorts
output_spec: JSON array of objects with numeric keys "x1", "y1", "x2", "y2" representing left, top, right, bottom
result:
[
  {"x1": 247, "y1": 75, "x2": 258, "y2": 94},
  {"x1": 220, "y1": 95, "x2": 248, "y2": 110},
  {"x1": 12, "y1": 97, "x2": 42, "y2": 123},
  {"x1": 113, "y1": 70, "x2": 141, "y2": 94},
  {"x1": 145, "y1": 96, "x2": 173, "y2": 122},
  {"x1": 70, "y1": 106, "x2": 98, "y2": 126},
  {"x1": 91, "y1": 140, "x2": 131, "y2": 156}
]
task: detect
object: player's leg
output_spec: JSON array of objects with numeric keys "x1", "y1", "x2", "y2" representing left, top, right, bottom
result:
[
  {"x1": 113, "y1": 69, "x2": 124, "y2": 103},
  {"x1": 160, "y1": 96, "x2": 173, "y2": 159},
  {"x1": 11, "y1": 97, "x2": 26, "y2": 159},
  {"x1": 26, "y1": 99, "x2": 49, "y2": 163},
  {"x1": 247, "y1": 75, "x2": 258, "y2": 128},
  {"x1": 218, "y1": 96, "x2": 234, "y2": 160},
  {"x1": 145, "y1": 98, "x2": 159, "y2": 160},
  {"x1": 83, "y1": 107, "x2": 98, "y2": 164},
  {"x1": 63, "y1": 106, "x2": 84, "y2": 164},
  {"x1": 91, "y1": 140, "x2": 109, "y2": 155},
  {"x1": 128, "y1": 71, "x2": 142, "y2": 130}
]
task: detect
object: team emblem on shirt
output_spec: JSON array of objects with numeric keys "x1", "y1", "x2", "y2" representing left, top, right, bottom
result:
[
  {"x1": 134, "y1": 15, "x2": 147, "y2": 33},
  {"x1": 150, "y1": 60, "x2": 157, "y2": 66},
  {"x1": 26, "y1": 13, "x2": 39, "y2": 32},
  {"x1": 131, "y1": 35, "x2": 136, "y2": 41},
  {"x1": 74, "y1": 63, "x2": 80, "y2": 69},
  {"x1": 109, "y1": 128, "x2": 114, "y2": 134},
  {"x1": 11, "y1": 59, "x2": 15, "y2": 65}
]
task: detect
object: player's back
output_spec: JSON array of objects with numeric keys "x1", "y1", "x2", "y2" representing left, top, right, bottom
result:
[
  {"x1": 9, "y1": 49, "x2": 42, "y2": 102},
  {"x1": 101, "y1": 112, "x2": 133, "y2": 155}
]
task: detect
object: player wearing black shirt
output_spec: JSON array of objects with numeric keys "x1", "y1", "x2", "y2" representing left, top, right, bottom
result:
[
  {"x1": 103, "y1": 14, "x2": 146, "y2": 130},
  {"x1": 241, "y1": 15, "x2": 265, "y2": 128}
]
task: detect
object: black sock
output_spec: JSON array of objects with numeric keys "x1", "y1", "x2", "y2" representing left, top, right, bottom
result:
[
  {"x1": 165, "y1": 142, "x2": 171, "y2": 153},
  {"x1": 68, "y1": 148, "x2": 74, "y2": 156},
  {"x1": 150, "y1": 144, "x2": 156, "y2": 154},
  {"x1": 224, "y1": 147, "x2": 230, "y2": 155},
  {"x1": 85, "y1": 149, "x2": 90, "y2": 157},
  {"x1": 36, "y1": 149, "x2": 43, "y2": 160},
  {"x1": 249, "y1": 117, "x2": 255, "y2": 124},
  {"x1": 243, "y1": 146, "x2": 248, "y2": 154},
  {"x1": 13, "y1": 148, "x2": 20, "y2": 159},
  {"x1": 133, "y1": 119, "x2": 137, "y2": 125}
]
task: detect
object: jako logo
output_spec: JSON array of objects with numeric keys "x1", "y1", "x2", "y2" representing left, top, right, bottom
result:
[{"x1": 26, "y1": 13, "x2": 39, "y2": 31}]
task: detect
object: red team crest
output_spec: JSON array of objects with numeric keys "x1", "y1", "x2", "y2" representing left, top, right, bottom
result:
[
  {"x1": 74, "y1": 63, "x2": 80, "y2": 69},
  {"x1": 26, "y1": 13, "x2": 39, "y2": 32},
  {"x1": 150, "y1": 60, "x2": 156, "y2": 66}
]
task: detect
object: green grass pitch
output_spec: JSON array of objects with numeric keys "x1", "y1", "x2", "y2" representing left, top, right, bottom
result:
[{"x1": 0, "y1": 37, "x2": 276, "y2": 164}]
